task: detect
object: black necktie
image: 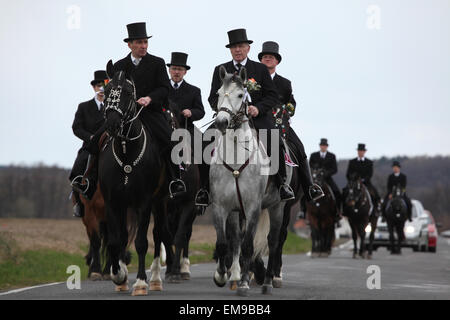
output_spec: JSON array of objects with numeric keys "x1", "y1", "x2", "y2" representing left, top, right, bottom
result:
[
  {"x1": 236, "y1": 63, "x2": 242, "y2": 72},
  {"x1": 100, "y1": 103, "x2": 105, "y2": 114},
  {"x1": 174, "y1": 82, "x2": 179, "y2": 90}
]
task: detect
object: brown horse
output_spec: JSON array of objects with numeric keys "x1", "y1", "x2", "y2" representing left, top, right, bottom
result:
[
  {"x1": 306, "y1": 168, "x2": 336, "y2": 258},
  {"x1": 71, "y1": 184, "x2": 110, "y2": 280}
]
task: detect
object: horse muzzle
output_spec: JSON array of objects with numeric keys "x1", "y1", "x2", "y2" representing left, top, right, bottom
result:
[{"x1": 215, "y1": 117, "x2": 229, "y2": 135}]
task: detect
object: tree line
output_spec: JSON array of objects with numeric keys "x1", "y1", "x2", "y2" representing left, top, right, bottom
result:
[{"x1": 1, "y1": 156, "x2": 449, "y2": 230}]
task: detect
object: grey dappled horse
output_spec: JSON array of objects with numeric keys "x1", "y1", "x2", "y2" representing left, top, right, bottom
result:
[{"x1": 210, "y1": 66, "x2": 292, "y2": 296}]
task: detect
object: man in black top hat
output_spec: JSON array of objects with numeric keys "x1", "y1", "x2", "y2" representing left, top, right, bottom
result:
[
  {"x1": 382, "y1": 161, "x2": 412, "y2": 221},
  {"x1": 345, "y1": 143, "x2": 381, "y2": 215},
  {"x1": 166, "y1": 52, "x2": 205, "y2": 136},
  {"x1": 70, "y1": 70, "x2": 108, "y2": 217},
  {"x1": 259, "y1": 41, "x2": 324, "y2": 209},
  {"x1": 310, "y1": 139, "x2": 342, "y2": 218},
  {"x1": 80, "y1": 22, "x2": 186, "y2": 199},
  {"x1": 195, "y1": 29, "x2": 324, "y2": 206}
]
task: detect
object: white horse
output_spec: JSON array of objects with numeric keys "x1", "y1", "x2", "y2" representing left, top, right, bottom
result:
[{"x1": 210, "y1": 66, "x2": 292, "y2": 296}]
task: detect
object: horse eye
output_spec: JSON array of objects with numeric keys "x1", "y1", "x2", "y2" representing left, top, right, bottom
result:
[{"x1": 238, "y1": 94, "x2": 243, "y2": 98}]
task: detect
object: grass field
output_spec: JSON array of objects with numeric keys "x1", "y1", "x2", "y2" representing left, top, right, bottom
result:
[{"x1": 0, "y1": 218, "x2": 311, "y2": 291}]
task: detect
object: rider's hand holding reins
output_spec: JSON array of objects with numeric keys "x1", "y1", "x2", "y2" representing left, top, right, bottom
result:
[
  {"x1": 182, "y1": 109, "x2": 192, "y2": 118},
  {"x1": 137, "y1": 96, "x2": 151, "y2": 107},
  {"x1": 248, "y1": 105, "x2": 259, "y2": 118}
]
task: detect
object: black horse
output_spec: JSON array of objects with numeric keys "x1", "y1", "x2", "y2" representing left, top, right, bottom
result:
[
  {"x1": 384, "y1": 184, "x2": 408, "y2": 254},
  {"x1": 250, "y1": 102, "x2": 302, "y2": 289},
  {"x1": 99, "y1": 65, "x2": 172, "y2": 296},
  {"x1": 307, "y1": 168, "x2": 336, "y2": 258},
  {"x1": 343, "y1": 174, "x2": 373, "y2": 259},
  {"x1": 153, "y1": 102, "x2": 202, "y2": 282}
]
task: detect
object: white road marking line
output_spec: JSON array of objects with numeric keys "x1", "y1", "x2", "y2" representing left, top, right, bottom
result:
[{"x1": 0, "y1": 282, "x2": 64, "y2": 296}]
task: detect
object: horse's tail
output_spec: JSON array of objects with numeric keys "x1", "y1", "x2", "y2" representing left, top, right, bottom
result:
[{"x1": 253, "y1": 209, "x2": 270, "y2": 259}]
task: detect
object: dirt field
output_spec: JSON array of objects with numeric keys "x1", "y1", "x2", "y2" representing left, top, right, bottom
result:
[{"x1": 0, "y1": 218, "x2": 217, "y2": 255}]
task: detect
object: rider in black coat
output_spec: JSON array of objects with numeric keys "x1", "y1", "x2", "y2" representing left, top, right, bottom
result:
[
  {"x1": 382, "y1": 161, "x2": 412, "y2": 221},
  {"x1": 309, "y1": 139, "x2": 342, "y2": 216},
  {"x1": 69, "y1": 70, "x2": 108, "y2": 217},
  {"x1": 344, "y1": 144, "x2": 381, "y2": 215}
]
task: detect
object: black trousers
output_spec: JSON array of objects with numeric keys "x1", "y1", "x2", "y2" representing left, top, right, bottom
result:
[
  {"x1": 325, "y1": 177, "x2": 342, "y2": 205},
  {"x1": 69, "y1": 148, "x2": 89, "y2": 182}
]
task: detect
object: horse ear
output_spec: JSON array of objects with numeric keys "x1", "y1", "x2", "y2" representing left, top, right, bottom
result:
[
  {"x1": 219, "y1": 65, "x2": 227, "y2": 82},
  {"x1": 106, "y1": 60, "x2": 114, "y2": 79},
  {"x1": 239, "y1": 67, "x2": 247, "y2": 84}
]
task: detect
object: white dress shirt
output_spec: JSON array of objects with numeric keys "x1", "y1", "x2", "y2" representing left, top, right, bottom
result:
[
  {"x1": 358, "y1": 157, "x2": 366, "y2": 162},
  {"x1": 233, "y1": 58, "x2": 248, "y2": 70},
  {"x1": 131, "y1": 54, "x2": 142, "y2": 66},
  {"x1": 320, "y1": 151, "x2": 327, "y2": 159},
  {"x1": 171, "y1": 79, "x2": 184, "y2": 89},
  {"x1": 270, "y1": 72, "x2": 276, "y2": 80},
  {"x1": 94, "y1": 96, "x2": 103, "y2": 111}
]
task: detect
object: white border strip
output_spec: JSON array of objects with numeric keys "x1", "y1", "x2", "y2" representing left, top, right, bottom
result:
[{"x1": 0, "y1": 282, "x2": 63, "y2": 296}]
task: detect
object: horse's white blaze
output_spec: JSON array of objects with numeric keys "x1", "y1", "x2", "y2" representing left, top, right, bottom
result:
[
  {"x1": 253, "y1": 209, "x2": 271, "y2": 259},
  {"x1": 110, "y1": 260, "x2": 128, "y2": 284},
  {"x1": 150, "y1": 257, "x2": 162, "y2": 283},
  {"x1": 180, "y1": 257, "x2": 190, "y2": 274},
  {"x1": 133, "y1": 279, "x2": 148, "y2": 289}
]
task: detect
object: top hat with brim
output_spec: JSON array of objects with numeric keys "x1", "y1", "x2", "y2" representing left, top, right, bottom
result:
[
  {"x1": 258, "y1": 41, "x2": 282, "y2": 63},
  {"x1": 392, "y1": 161, "x2": 401, "y2": 168},
  {"x1": 91, "y1": 70, "x2": 108, "y2": 86},
  {"x1": 226, "y1": 29, "x2": 253, "y2": 48},
  {"x1": 166, "y1": 52, "x2": 191, "y2": 70},
  {"x1": 123, "y1": 22, "x2": 152, "y2": 43},
  {"x1": 357, "y1": 143, "x2": 367, "y2": 151},
  {"x1": 319, "y1": 138, "x2": 329, "y2": 146}
]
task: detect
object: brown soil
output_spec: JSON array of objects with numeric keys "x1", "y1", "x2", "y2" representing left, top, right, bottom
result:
[{"x1": 0, "y1": 218, "x2": 216, "y2": 255}]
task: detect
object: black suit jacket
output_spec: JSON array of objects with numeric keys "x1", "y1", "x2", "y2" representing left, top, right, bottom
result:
[
  {"x1": 112, "y1": 53, "x2": 170, "y2": 113},
  {"x1": 387, "y1": 173, "x2": 407, "y2": 194},
  {"x1": 208, "y1": 59, "x2": 278, "y2": 129},
  {"x1": 346, "y1": 158, "x2": 374, "y2": 182},
  {"x1": 168, "y1": 81, "x2": 205, "y2": 129},
  {"x1": 309, "y1": 151, "x2": 338, "y2": 180},
  {"x1": 72, "y1": 98, "x2": 105, "y2": 149},
  {"x1": 273, "y1": 74, "x2": 296, "y2": 107}
]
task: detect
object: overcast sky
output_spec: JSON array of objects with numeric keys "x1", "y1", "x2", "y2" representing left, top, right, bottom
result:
[{"x1": 1, "y1": 0, "x2": 449, "y2": 168}]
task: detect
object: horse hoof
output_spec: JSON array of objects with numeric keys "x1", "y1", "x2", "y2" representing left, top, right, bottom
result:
[
  {"x1": 132, "y1": 286, "x2": 148, "y2": 296},
  {"x1": 180, "y1": 273, "x2": 191, "y2": 281},
  {"x1": 273, "y1": 277, "x2": 283, "y2": 288},
  {"x1": 114, "y1": 281, "x2": 129, "y2": 292},
  {"x1": 237, "y1": 286, "x2": 249, "y2": 297},
  {"x1": 168, "y1": 274, "x2": 182, "y2": 284},
  {"x1": 89, "y1": 273, "x2": 103, "y2": 281},
  {"x1": 229, "y1": 281, "x2": 238, "y2": 291},
  {"x1": 213, "y1": 271, "x2": 228, "y2": 288},
  {"x1": 102, "y1": 274, "x2": 111, "y2": 281},
  {"x1": 367, "y1": 254, "x2": 372, "y2": 260},
  {"x1": 311, "y1": 252, "x2": 319, "y2": 258},
  {"x1": 262, "y1": 284, "x2": 273, "y2": 295},
  {"x1": 149, "y1": 281, "x2": 163, "y2": 291},
  {"x1": 352, "y1": 254, "x2": 358, "y2": 259}
]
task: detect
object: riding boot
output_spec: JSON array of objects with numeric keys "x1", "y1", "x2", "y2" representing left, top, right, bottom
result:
[
  {"x1": 166, "y1": 154, "x2": 186, "y2": 199},
  {"x1": 276, "y1": 145, "x2": 295, "y2": 202},
  {"x1": 298, "y1": 159, "x2": 324, "y2": 202},
  {"x1": 72, "y1": 154, "x2": 97, "y2": 201},
  {"x1": 72, "y1": 191, "x2": 84, "y2": 218}
]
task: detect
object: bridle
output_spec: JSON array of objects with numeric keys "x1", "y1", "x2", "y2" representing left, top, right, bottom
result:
[
  {"x1": 217, "y1": 83, "x2": 251, "y2": 131},
  {"x1": 346, "y1": 179, "x2": 369, "y2": 211}
]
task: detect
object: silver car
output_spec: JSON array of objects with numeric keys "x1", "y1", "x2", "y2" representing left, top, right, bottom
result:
[{"x1": 365, "y1": 199, "x2": 429, "y2": 252}]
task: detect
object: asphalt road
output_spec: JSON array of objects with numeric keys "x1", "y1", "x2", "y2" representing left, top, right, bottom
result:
[{"x1": 1, "y1": 237, "x2": 449, "y2": 300}]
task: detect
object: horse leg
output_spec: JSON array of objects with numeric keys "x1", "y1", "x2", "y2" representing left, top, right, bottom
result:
[
  {"x1": 227, "y1": 211, "x2": 242, "y2": 291},
  {"x1": 132, "y1": 209, "x2": 151, "y2": 296},
  {"x1": 180, "y1": 210, "x2": 195, "y2": 280},
  {"x1": 88, "y1": 230, "x2": 103, "y2": 281},
  {"x1": 106, "y1": 204, "x2": 129, "y2": 291},
  {"x1": 359, "y1": 225, "x2": 366, "y2": 258},
  {"x1": 213, "y1": 205, "x2": 228, "y2": 288},
  {"x1": 350, "y1": 221, "x2": 358, "y2": 259},
  {"x1": 273, "y1": 207, "x2": 290, "y2": 287},
  {"x1": 262, "y1": 205, "x2": 283, "y2": 295},
  {"x1": 388, "y1": 222, "x2": 395, "y2": 254}
]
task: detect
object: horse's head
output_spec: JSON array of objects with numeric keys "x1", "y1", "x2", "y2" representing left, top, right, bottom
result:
[
  {"x1": 104, "y1": 61, "x2": 137, "y2": 137},
  {"x1": 390, "y1": 184, "x2": 406, "y2": 216},
  {"x1": 215, "y1": 66, "x2": 249, "y2": 134},
  {"x1": 311, "y1": 167, "x2": 325, "y2": 185},
  {"x1": 346, "y1": 174, "x2": 363, "y2": 208}
]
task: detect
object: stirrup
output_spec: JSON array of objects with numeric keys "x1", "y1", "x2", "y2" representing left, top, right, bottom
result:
[
  {"x1": 279, "y1": 184, "x2": 295, "y2": 201},
  {"x1": 71, "y1": 176, "x2": 89, "y2": 195},
  {"x1": 195, "y1": 189, "x2": 210, "y2": 207},
  {"x1": 309, "y1": 184, "x2": 325, "y2": 201},
  {"x1": 169, "y1": 179, "x2": 186, "y2": 199}
]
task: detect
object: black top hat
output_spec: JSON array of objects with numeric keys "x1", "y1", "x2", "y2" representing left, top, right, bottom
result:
[
  {"x1": 123, "y1": 22, "x2": 152, "y2": 43},
  {"x1": 392, "y1": 161, "x2": 401, "y2": 168},
  {"x1": 357, "y1": 143, "x2": 367, "y2": 151},
  {"x1": 226, "y1": 29, "x2": 253, "y2": 48},
  {"x1": 258, "y1": 41, "x2": 282, "y2": 63},
  {"x1": 166, "y1": 52, "x2": 191, "y2": 70},
  {"x1": 319, "y1": 138, "x2": 329, "y2": 146},
  {"x1": 91, "y1": 70, "x2": 108, "y2": 86}
]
